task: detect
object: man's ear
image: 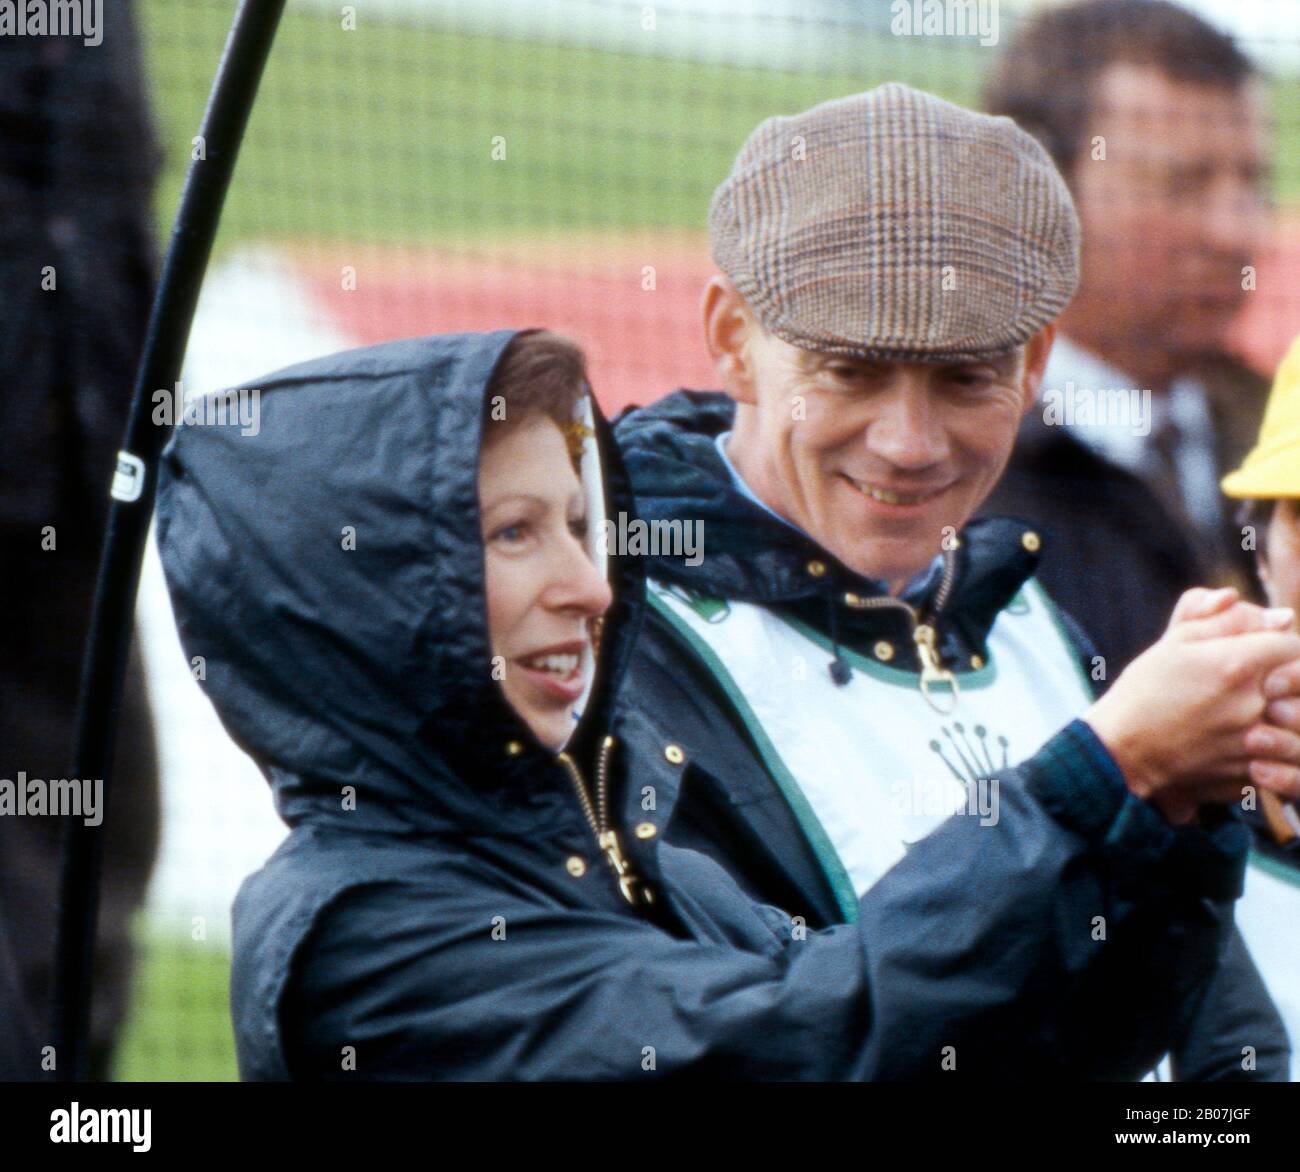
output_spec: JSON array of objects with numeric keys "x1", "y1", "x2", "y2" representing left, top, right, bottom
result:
[
  {"x1": 1018, "y1": 323, "x2": 1056, "y2": 414},
  {"x1": 701, "y1": 274, "x2": 759, "y2": 405}
]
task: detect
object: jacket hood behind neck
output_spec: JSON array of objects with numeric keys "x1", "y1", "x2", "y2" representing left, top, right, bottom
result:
[{"x1": 156, "y1": 332, "x2": 644, "y2": 838}]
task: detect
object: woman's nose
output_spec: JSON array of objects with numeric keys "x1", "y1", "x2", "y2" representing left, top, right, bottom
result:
[{"x1": 549, "y1": 534, "x2": 613, "y2": 617}]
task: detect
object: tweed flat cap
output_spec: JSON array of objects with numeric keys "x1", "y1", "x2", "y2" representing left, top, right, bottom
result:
[{"x1": 708, "y1": 82, "x2": 1080, "y2": 363}]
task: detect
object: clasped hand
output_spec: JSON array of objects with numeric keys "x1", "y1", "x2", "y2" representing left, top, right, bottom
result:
[{"x1": 1086, "y1": 586, "x2": 1300, "y2": 825}]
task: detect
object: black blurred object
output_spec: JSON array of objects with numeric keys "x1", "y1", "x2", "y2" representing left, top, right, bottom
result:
[
  {"x1": 980, "y1": 354, "x2": 1270, "y2": 682},
  {"x1": 0, "y1": 904, "x2": 40, "y2": 1080},
  {"x1": 52, "y1": 0, "x2": 287, "y2": 1081},
  {"x1": 0, "y1": 1, "x2": 162, "y2": 1080}
]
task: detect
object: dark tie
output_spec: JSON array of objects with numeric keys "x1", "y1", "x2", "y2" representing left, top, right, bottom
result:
[{"x1": 1146, "y1": 410, "x2": 1194, "y2": 532}]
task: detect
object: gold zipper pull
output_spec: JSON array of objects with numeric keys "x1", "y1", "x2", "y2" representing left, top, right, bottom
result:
[
  {"x1": 914, "y1": 623, "x2": 960, "y2": 715},
  {"x1": 562, "y1": 740, "x2": 656, "y2": 910},
  {"x1": 599, "y1": 829, "x2": 654, "y2": 907}
]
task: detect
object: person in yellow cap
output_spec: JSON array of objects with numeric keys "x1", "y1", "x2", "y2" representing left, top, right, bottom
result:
[
  {"x1": 1222, "y1": 333, "x2": 1300, "y2": 1080},
  {"x1": 1224, "y1": 336, "x2": 1300, "y2": 614}
]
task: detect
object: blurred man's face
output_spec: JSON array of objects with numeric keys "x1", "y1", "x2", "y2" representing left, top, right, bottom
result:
[
  {"x1": 707, "y1": 282, "x2": 1052, "y2": 591},
  {"x1": 1070, "y1": 62, "x2": 1269, "y2": 371}
]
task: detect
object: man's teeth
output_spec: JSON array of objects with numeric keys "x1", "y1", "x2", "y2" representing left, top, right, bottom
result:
[
  {"x1": 522, "y1": 653, "x2": 580, "y2": 676},
  {"x1": 849, "y1": 478, "x2": 931, "y2": 505}
]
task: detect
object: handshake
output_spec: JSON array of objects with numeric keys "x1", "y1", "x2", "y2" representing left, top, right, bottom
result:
[{"x1": 1087, "y1": 587, "x2": 1300, "y2": 826}]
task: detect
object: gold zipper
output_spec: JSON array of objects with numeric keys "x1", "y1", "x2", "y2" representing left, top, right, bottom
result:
[
  {"x1": 842, "y1": 546, "x2": 960, "y2": 714},
  {"x1": 557, "y1": 736, "x2": 655, "y2": 909},
  {"x1": 912, "y1": 622, "x2": 959, "y2": 715}
]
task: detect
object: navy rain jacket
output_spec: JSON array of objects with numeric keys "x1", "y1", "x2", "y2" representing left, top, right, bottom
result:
[{"x1": 157, "y1": 332, "x2": 1259, "y2": 1080}]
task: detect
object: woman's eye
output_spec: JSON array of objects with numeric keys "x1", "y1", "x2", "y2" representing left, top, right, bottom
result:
[
  {"x1": 492, "y1": 522, "x2": 530, "y2": 545},
  {"x1": 569, "y1": 516, "x2": 589, "y2": 540}
]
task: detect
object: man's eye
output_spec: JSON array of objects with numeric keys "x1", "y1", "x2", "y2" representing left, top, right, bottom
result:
[
  {"x1": 1167, "y1": 163, "x2": 1215, "y2": 196},
  {"x1": 569, "y1": 516, "x2": 589, "y2": 540},
  {"x1": 949, "y1": 370, "x2": 996, "y2": 389}
]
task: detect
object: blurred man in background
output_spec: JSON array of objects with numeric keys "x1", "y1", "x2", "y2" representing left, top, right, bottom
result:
[
  {"x1": 0, "y1": 1, "x2": 162, "y2": 1078},
  {"x1": 980, "y1": 0, "x2": 1273, "y2": 677}
]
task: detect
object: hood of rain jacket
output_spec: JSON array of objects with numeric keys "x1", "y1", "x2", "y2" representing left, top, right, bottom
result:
[{"x1": 159, "y1": 331, "x2": 644, "y2": 842}]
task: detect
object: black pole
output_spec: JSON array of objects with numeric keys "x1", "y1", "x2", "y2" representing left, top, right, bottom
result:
[{"x1": 52, "y1": 0, "x2": 287, "y2": 1082}]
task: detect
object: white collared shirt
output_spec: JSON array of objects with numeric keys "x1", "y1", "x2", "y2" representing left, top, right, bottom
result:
[{"x1": 1041, "y1": 336, "x2": 1222, "y2": 534}]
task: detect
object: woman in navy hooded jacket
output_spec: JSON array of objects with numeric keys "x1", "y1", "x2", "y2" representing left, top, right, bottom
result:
[{"x1": 155, "y1": 328, "x2": 1293, "y2": 1081}]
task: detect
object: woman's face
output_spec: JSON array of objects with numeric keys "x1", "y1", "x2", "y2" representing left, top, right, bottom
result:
[
  {"x1": 1261, "y1": 498, "x2": 1300, "y2": 613},
  {"x1": 479, "y1": 412, "x2": 612, "y2": 751}
]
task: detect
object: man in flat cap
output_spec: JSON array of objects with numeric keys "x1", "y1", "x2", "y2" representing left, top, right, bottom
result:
[{"x1": 614, "y1": 82, "x2": 1300, "y2": 1079}]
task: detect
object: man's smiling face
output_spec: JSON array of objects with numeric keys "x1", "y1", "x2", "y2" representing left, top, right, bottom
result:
[{"x1": 713, "y1": 282, "x2": 1053, "y2": 591}]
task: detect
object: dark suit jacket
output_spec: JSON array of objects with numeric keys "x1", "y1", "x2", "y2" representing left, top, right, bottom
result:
[{"x1": 980, "y1": 353, "x2": 1271, "y2": 680}]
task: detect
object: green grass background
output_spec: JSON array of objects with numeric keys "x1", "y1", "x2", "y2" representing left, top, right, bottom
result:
[
  {"x1": 116, "y1": 1, "x2": 1300, "y2": 1081},
  {"x1": 139, "y1": 0, "x2": 1300, "y2": 250},
  {"x1": 114, "y1": 930, "x2": 236, "y2": 1080}
]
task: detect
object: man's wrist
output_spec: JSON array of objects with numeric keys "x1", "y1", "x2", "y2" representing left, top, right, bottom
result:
[
  {"x1": 1081, "y1": 712, "x2": 1162, "y2": 808},
  {"x1": 1025, "y1": 720, "x2": 1248, "y2": 899},
  {"x1": 1024, "y1": 718, "x2": 1134, "y2": 845},
  {"x1": 1083, "y1": 715, "x2": 1199, "y2": 825}
]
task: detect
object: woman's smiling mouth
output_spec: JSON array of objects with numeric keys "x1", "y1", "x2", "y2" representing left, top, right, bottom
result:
[
  {"x1": 519, "y1": 651, "x2": 580, "y2": 676},
  {"x1": 515, "y1": 641, "x2": 587, "y2": 702}
]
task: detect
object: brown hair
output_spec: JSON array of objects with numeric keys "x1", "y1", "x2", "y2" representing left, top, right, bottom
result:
[
  {"x1": 1237, "y1": 497, "x2": 1274, "y2": 553},
  {"x1": 982, "y1": 0, "x2": 1256, "y2": 179},
  {"x1": 481, "y1": 330, "x2": 591, "y2": 454}
]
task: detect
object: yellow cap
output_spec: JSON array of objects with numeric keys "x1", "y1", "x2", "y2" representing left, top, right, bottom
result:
[{"x1": 1222, "y1": 334, "x2": 1300, "y2": 499}]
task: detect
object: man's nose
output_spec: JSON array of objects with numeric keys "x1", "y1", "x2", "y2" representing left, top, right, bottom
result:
[
  {"x1": 866, "y1": 382, "x2": 948, "y2": 470},
  {"x1": 1200, "y1": 173, "x2": 1266, "y2": 259}
]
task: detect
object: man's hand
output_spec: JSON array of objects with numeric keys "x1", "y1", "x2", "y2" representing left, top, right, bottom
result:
[{"x1": 1085, "y1": 587, "x2": 1300, "y2": 825}]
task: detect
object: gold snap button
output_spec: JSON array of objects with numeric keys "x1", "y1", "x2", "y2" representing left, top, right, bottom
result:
[
  {"x1": 874, "y1": 640, "x2": 894, "y2": 662},
  {"x1": 505, "y1": 740, "x2": 524, "y2": 757},
  {"x1": 664, "y1": 743, "x2": 685, "y2": 765},
  {"x1": 565, "y1": 856, "x2": 587, "y2": 877},
  {"x1": 635, "y1": 822, "x2": 657, "y2": 840},
  {"x1": 970, "y1": 653, "x2": 985, "y2": 670},
  {"x1": 806, "y1": 560, "x2": 826, "y2": 578},
  {"x1": 1021, "y1": 531, "x2": 1041, "y2": 553},
  {"x1": 843, "y1": 592, "x2": 860, "y2": 606}
]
